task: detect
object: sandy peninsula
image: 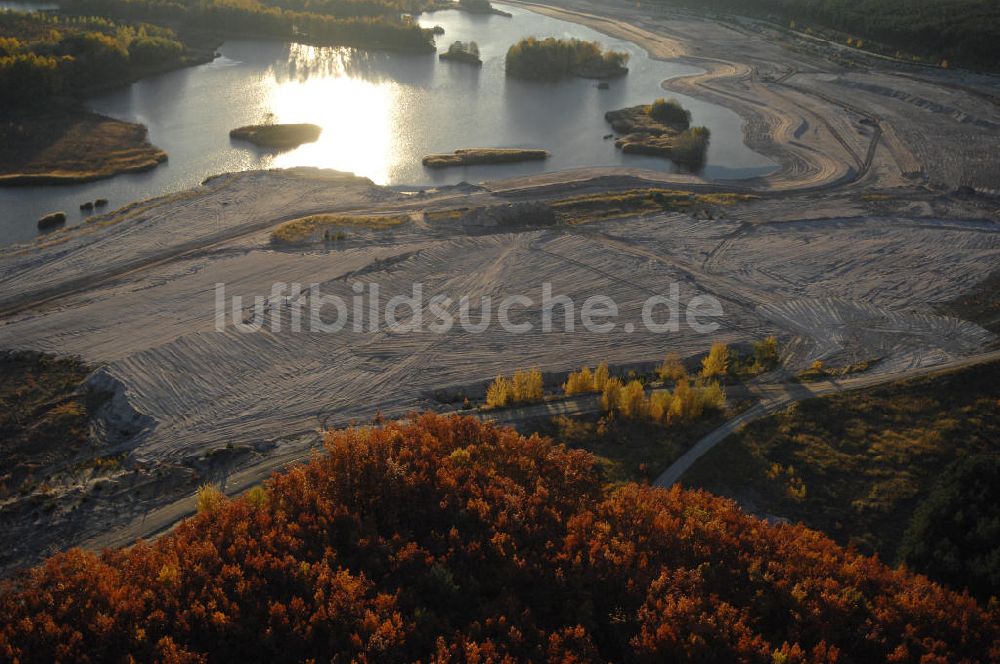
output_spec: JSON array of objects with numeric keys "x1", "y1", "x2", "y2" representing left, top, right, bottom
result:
[{"x1": 0, "y1": 111, "x2": 167, "y2": 186}]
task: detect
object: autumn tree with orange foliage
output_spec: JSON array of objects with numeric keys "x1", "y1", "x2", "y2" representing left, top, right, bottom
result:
[{"x1": 1, "y1": 414, "x2": 997, "y2": 662}]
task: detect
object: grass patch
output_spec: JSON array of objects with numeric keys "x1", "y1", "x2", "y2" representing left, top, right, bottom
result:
[
  {"x1": 424, "y1": 208, "x2": 468, "y2": 223},
  {"x1": 271, "y1": 213, "x2": 408, "y2": 244},
  {"x1": 550, "y1": 188, "x2": 757, "y2": 223},
  {"x1": 684, "y1": 361, "x2": 1000, "y2": 562}
]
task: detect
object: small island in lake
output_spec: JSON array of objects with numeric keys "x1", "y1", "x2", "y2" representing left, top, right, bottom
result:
[
  {"x1": 440, "y1": 41, "x2": 482, "y2": 66},
  {"x1": 422, "y1": 148, "x2": 549, "y2": 168},
  {"x1": 605, "y1": 98, "x2": 711, "y2": 169},
  {"x1": 505, "y1": 37, "x2": 629, "y2": 81},
  {"x1": 229, "y1": 124, "x2": 323, "y2": 150},
  {"x1": 451, "y1": 0, "x2": 513, "y2": 17}
]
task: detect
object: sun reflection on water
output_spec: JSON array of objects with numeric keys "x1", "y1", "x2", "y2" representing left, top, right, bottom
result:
[{"x1": 268, "y1": 44, "x2": 396, "y2": 184}]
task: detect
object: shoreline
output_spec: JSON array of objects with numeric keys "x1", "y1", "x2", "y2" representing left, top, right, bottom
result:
[
  {"x1": 0, "y1": 0, "x2": 832, "y2": 229},
  {"x1": 2, "y1": 0, "x2": 977, "y2": 211}
]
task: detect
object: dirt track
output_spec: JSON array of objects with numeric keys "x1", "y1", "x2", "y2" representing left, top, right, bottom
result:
[{"x1": 653, "y1": 349, "x2": 1000, "y2": 488}]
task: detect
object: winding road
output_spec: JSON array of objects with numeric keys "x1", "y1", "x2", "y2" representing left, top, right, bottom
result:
[{"x1": 653, "y1": 349, "x2": 1000, "y2": 487}]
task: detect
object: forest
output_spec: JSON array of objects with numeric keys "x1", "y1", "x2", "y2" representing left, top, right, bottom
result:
[
  {"x1": 1, "y1": 0, "x2": 438, "y2": 107},
  {"x1": 0, "y1": 12, "x2": 187, "y2": 107},
  {"x1": 59, "y1": 0, "x2": 438, "y2": 52},
  {"x1": 1, "y1": 413, "x2": 996, "y2": 662},
  {"x1": 505, "y1": 36, "x2": 629, "y2": 80},
  {"x1": 653, "y1": 0, "x2": 1000, "y2": 67},
  {"x1": 685, "y1": 360, "x2": 1000, "y2": 602}
]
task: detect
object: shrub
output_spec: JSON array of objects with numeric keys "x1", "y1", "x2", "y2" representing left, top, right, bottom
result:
[
  {"x1": 649, "y1": 97, "x2": 691, "y2": 127},
  {"x1": 618, "y1": 379, "x2": 648, "y2": 419},
  {"x1": 128, "y1": 35, "x2": 184, "y2": 66},
  {"x1": 564, "y1": 366, "x2": 596, "y2": 395},
  {"x1": 656, "y1": 352, "x2": 687, "y2": 382},
  {"x1": 511, "y1": 367, "x2": 544, "y2": 403},
  {"x1": 446, "y1": 40, "x2": 479, "y2": 57},
  {"x1": 752, "y1": 335, "x2": 780, "y2": 371},
  {"x1": 668, "y1": 376, "x2": 696, "y2": 422},
  {"x1": 196, "y1": 483, "x2": 224, "y2": 513},
  {"x1": 898, "y1": 453, "x2": 1000, "y2": 600},
  {"x1": 589, "y1": 353, "x2": 724, "y2": 425},
  {"x1": 485, "y1": 374, "x2": 512, "y2": 408},
  {"x1": 670, "y1": 126, "x2": 711, "y2": 168},
  {"x1": 245, "y1": 485, "x2": 268, "y2": 509},
  {"x1": 648, "y1": 390, "x2": 672, "y2": 423},
  {"x1": 505, "y1": 36, "x2": 628, "y2": 80},
  {"x1": 486, "y1": 368, "x2": 543, "y2": 408},
  {"x1": 593, "y1": 361, "x2": 610, "y2": 391},
  {"x1": 685, "y1": 360, "x2": 1000, "y2": 564},
  {"x1": 0, "y1": 52, "x2": 61, "y2": 104},
  {"x1": 696, "y1": 380, "x2": 726, "y2": 413}
]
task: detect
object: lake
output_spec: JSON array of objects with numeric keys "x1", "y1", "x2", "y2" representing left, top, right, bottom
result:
[{"x1": 0, "y1": 3, "x2": 775, "y2": 245}]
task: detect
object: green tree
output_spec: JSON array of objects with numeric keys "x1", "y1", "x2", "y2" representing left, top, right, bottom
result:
[{"x1": 898, "y1": 454, "x2": 1000, "y2": 600}]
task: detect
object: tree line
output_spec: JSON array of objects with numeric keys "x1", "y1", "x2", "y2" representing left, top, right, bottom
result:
[
  {"x1": 1, "y1": 0, "x2": 440, "y2": 107},
  {"x1": 651, "y1": 0, "x2": 1000, "y2": 67},
  {"x1": 486, "y1": 339, "x2": 779, "y2": 417},
  {"x1": 59, "y1": 0, "x2": 438, "y2": 52}
]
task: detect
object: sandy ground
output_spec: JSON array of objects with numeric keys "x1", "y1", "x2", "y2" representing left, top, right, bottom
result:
[
  {"x1": 507, "y1": 0, "x2": 1000, "y2": 193},
  {"x1": 1, "y1": 0, "x2": 998, "y2": 572}
]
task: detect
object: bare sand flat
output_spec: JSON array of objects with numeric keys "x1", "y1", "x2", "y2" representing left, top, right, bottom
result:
[{"x1": 1, "y1": 172, "x2": 995, "y2": 461}]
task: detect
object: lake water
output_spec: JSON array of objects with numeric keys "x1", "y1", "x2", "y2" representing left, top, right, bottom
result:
[{"x1": 0, "y1": 4, "x2": 775, "y2": 245}]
